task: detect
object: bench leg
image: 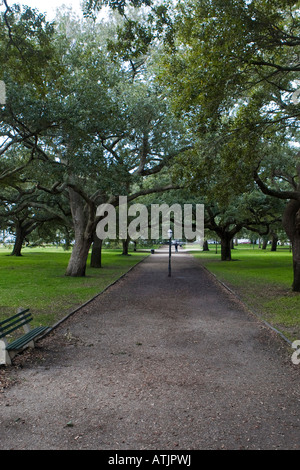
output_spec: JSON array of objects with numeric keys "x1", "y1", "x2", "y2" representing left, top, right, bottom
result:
[
  {"x1": 19, "y1": 307, "x2": 35, "y2": 348},
  {"x1": 0, "y1": 339, "x2": 12, "y2": 365}
]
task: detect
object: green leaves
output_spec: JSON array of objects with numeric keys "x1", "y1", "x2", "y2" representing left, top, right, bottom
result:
[
  {"x1": 0, "y1": 4, "x2": 60, "y2": 92},
  {"x1": 83, "y1": 0, "x2": 152, "y2": 17}
]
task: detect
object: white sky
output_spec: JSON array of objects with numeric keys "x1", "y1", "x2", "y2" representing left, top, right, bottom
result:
[{"x1": 0, "y1": 0, "x2": 86, "y2": 20}]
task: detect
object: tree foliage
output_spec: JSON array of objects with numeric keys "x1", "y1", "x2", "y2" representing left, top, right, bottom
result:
[
  {"x1": 0, "y1": 5, "x2": 191, "y2": 276},
  {"x1": 1, "y1": 0, "x2": 300, "y2": 290}
]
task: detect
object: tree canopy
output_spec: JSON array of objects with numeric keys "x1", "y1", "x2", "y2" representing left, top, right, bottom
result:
[{"x1": 1, "y1": 0, "x2": 300, "y2": 290}]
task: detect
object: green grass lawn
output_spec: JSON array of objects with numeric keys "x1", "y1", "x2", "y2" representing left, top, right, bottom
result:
[
  {"x1": 2, "y1": 243, "x2": 299, "y2": 345},
  {"x1": 0, "y1": 246, "x2": 149, "y2": 329},
  {"x1": 189, "y1": 244, "x2": 300, "y2": 342}
]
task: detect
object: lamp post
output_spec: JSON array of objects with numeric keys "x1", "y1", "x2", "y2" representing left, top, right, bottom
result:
[{"x1": 168, "y1": 228, "x2": 173, "y2": 277}]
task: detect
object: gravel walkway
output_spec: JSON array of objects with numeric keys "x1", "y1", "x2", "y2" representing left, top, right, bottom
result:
[{"x1": 0, "y1": 247, "x2": 299, "y2": 450}]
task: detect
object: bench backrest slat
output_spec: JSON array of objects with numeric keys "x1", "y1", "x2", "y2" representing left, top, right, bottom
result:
[
  {"x1": 0, "y1": 310, "x2": 32, "y2": 339},
  {"x1": 0, "y1": 309, "x2": 30, "y2": 327}
]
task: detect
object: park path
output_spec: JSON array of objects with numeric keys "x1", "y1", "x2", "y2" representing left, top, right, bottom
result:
[{"x1": 0, "y1": 247, "x2": 300, "y2": 450}]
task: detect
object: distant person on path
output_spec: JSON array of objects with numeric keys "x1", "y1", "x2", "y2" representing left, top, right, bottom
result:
[{"x1": 174, "y1": 241, "x2": 178, "y2": 252}]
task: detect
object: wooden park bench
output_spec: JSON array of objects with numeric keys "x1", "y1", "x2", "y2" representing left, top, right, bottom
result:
[{"x1": 0, "y1": 308, "x2": 50, "y2": 365}]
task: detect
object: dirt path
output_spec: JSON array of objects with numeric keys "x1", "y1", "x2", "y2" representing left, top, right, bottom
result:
[{"x1": 0, "y1": 248, "x2": 299, "y2": 450}]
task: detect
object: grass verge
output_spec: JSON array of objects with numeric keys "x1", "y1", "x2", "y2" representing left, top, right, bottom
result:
[
  {"x1": 0, "y1": 246, "x2": 149, "y2": 329},
  {"x1": 188, "y1": 244, "x2": 300, "y2": 342}
]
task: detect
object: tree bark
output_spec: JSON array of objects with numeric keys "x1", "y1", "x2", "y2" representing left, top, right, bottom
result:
[
  {"x1": 220, "y1": 235, "x2": 232, "y2": 261},
  {"x1": 271, "y1": 232, "x2": 278, "y2": 252},
  {"x1": 122, "y1": 237, "x2": 130, "y2": 255},
  {"x1": 203, "y1": 240, "x2": 209, "y2": 251},
  {"x1": 65, "y1": 188, "x2": 94, "y2": 277},
  {"x1": 11, "y1": 225, "x2": 25, "y2": 256},
  {"x1": 10, "y1": 219, "x2": 38, "y2": 256},
  {"x1": 65, "y1": 234, "x2": 92, "y2": 276},
  {"x1": 262, "y1": 237, "x2": 268, "y2": 250},
  {"x1": 283, "y1": 199, "x2": 300, "y2": 292},
  {"x1": 90, "y1": 234, "x2": 102, "y2": 268}
]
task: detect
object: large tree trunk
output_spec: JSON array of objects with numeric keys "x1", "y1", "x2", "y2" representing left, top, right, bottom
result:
[
  {"x1": 11, "y1": 225, "x2": 25, "y2": 256},
  {"x1": 122, "y1": 237, "x2": 130, "y2": 255},
  {"x1": 90, "y1": 234, "x2": 103, "y2": 268},
  {"x1": 65, "y1": 234, "x2": 92, "y2": 277},
  {"x1": 291, "y1": 235, "x2": 300, "y2": 292},
  {"x1": 271, "y1": 232, "x2": 278, "y2": 252},
  {"x1": 11, "y1": 219, "x2": 37, "y2": 256},
  {"x1": 65, "y1": 188, "x2": 94, "y2": 277},
  {"x1": 203, "y1": 240, "x2": 209, "y2": 251},
  {"x1": 220, "y1": 234, "x2": 232, "y2": 261},
  {"x1": 283, "y1": 200, "x2": 300, "y2": 292},
  {"x1": 262, "y1": 237, "x2": 268, "y2": 250}
]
